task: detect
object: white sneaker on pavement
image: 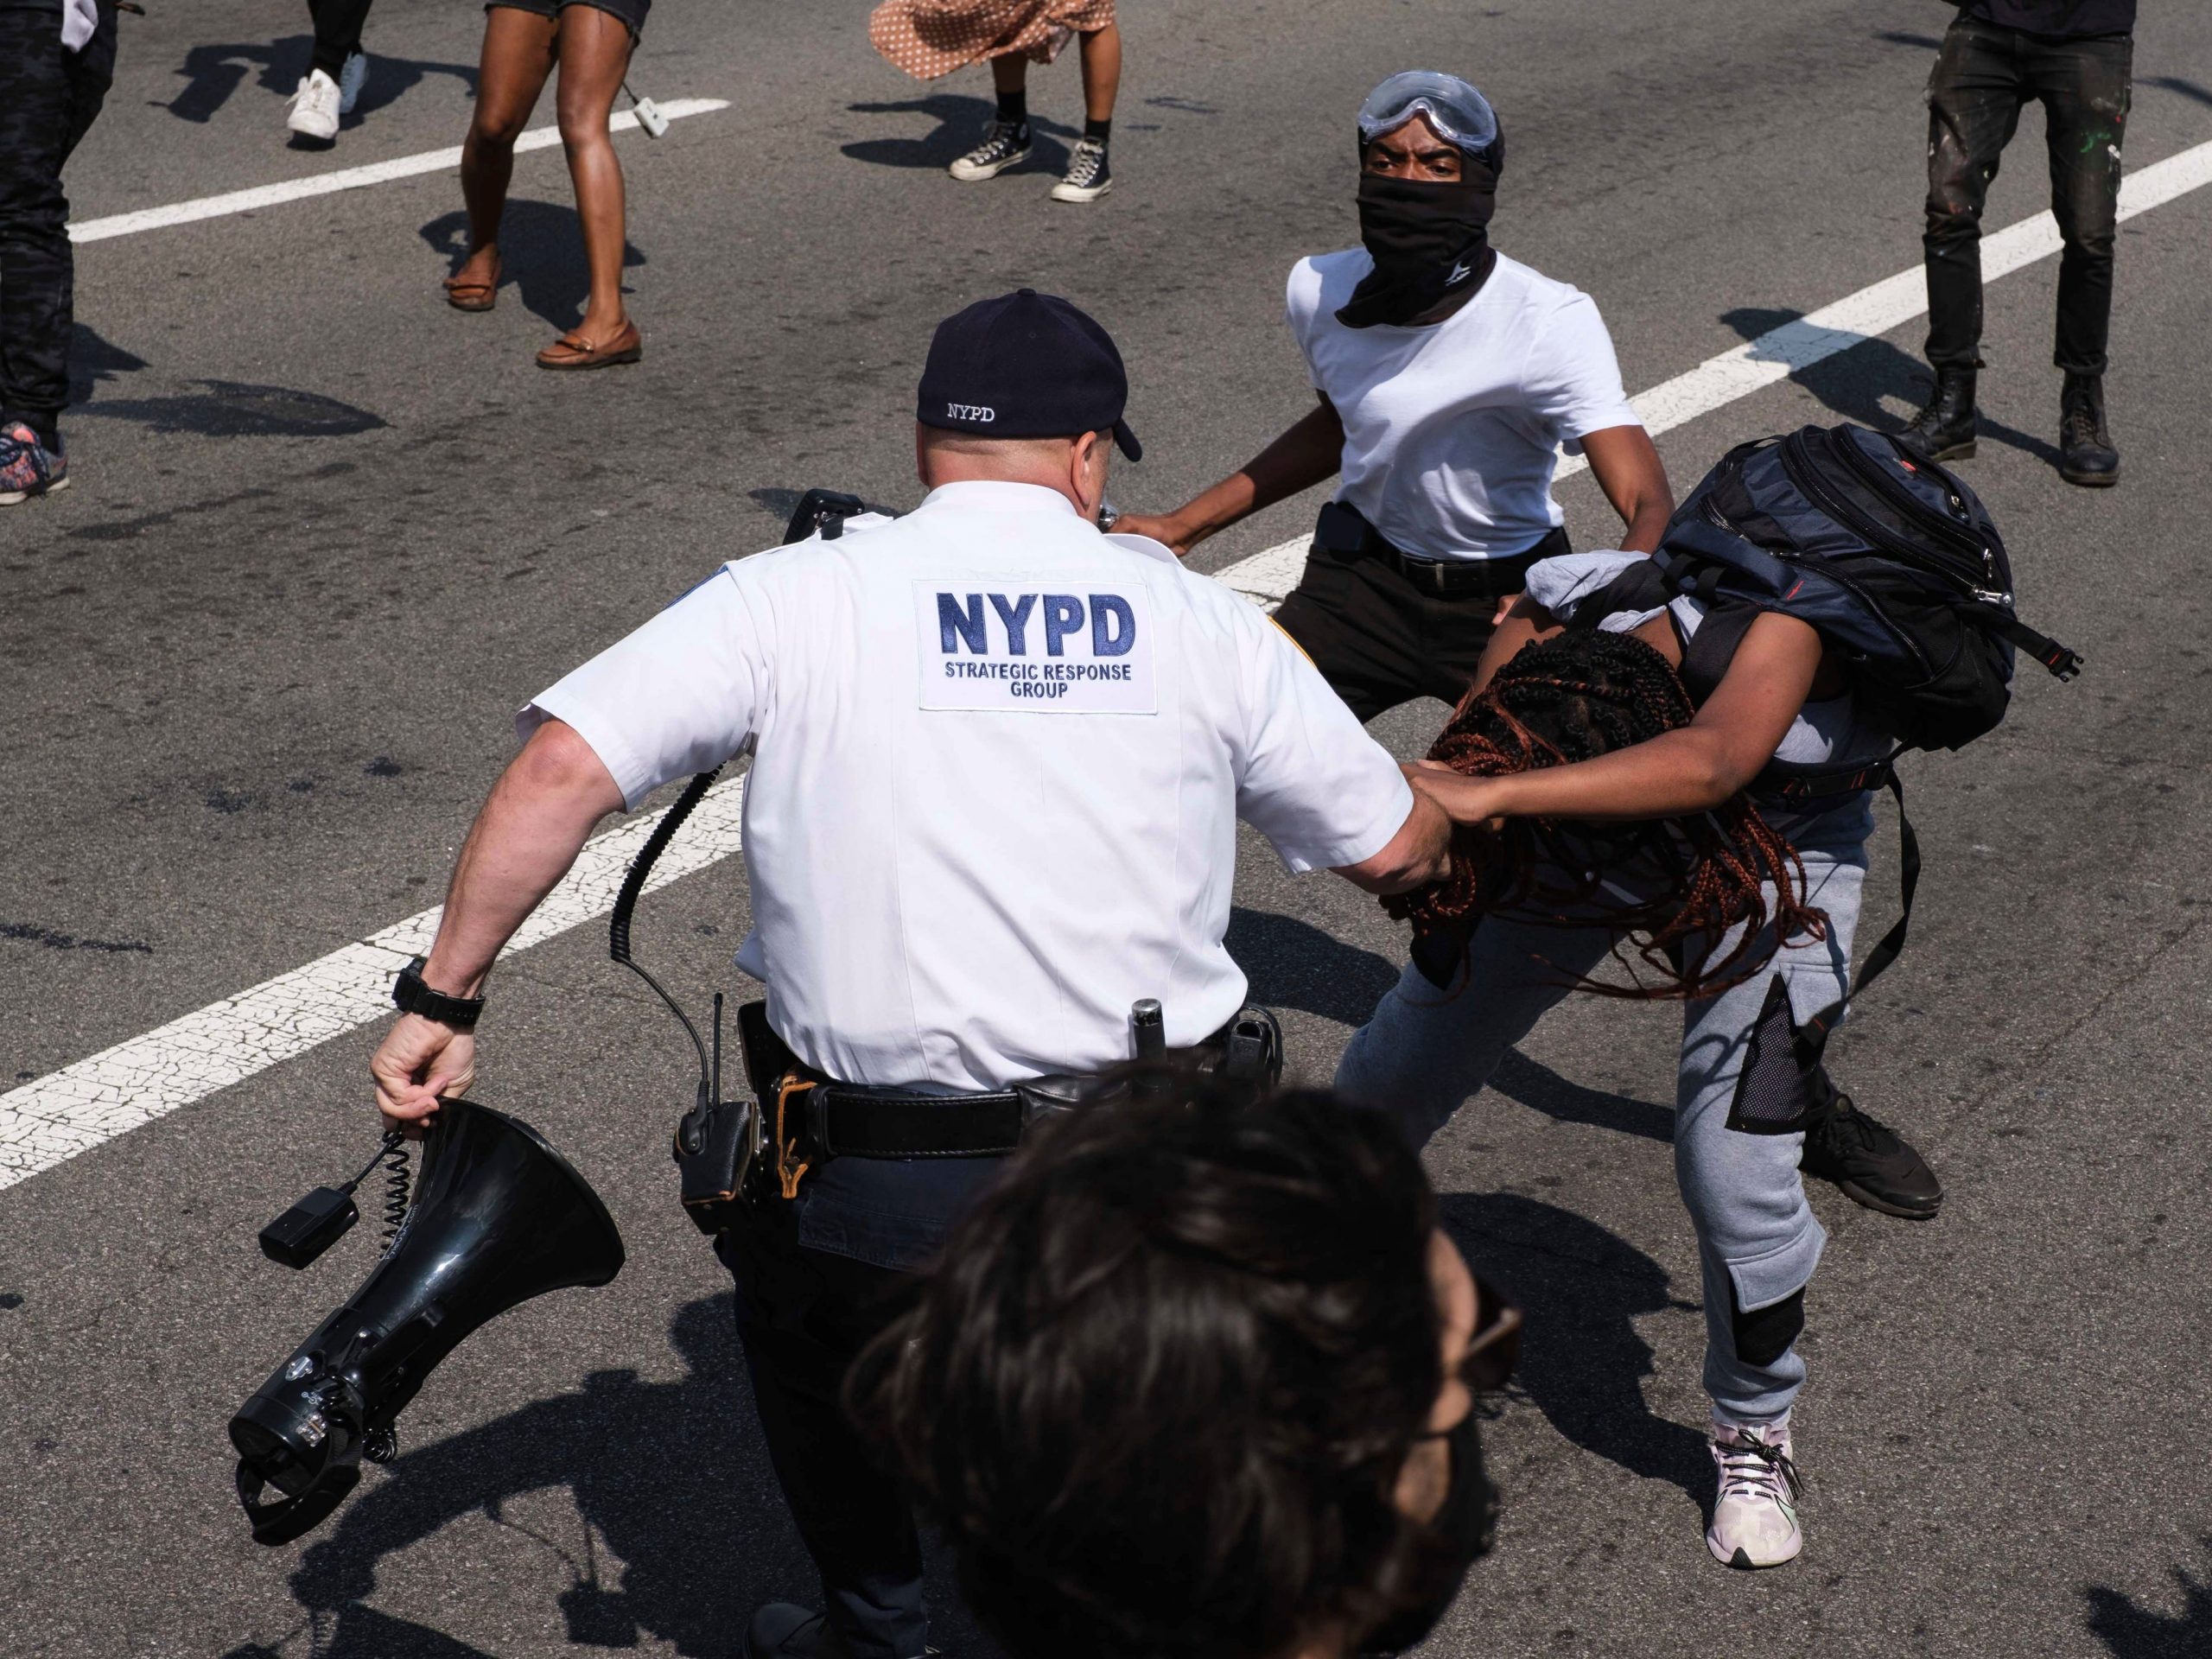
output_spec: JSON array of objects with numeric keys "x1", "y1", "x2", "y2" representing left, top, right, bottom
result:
[
  {"x1": 1707, "y1": 1413, "x2": 1803, "y2": 1568},
  {"x1": 338, "y1": 51, "x2": 368, "y2": 117},
  {"x1": 286, "y1": 69, "x2": 342, "y2": 142}
]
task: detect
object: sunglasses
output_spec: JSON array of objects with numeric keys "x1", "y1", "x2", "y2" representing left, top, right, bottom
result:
[{"x1": 1460, "y1": 1274, "x2": 1522, "y2": 1395}]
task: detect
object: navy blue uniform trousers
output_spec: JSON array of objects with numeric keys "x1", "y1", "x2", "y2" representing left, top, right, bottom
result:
[
  {"x1": 0, "y1": 1, "x2": 116, "y2": 443},
  {"x1": 717, "y1": 1153, "x2": 1007, "y2": 1659}
]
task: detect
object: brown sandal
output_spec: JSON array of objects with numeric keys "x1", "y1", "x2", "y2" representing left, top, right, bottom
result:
[
  {"x1": 535, "y1": 319, "x2": 644, "y2": 371},
  {"x1": 442, "y1": 251, "x2": 502, "y2": 312}
]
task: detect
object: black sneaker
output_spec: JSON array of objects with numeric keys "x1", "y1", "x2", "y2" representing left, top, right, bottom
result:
[
  {"x1": 949, "y1": 119, "x2": 1031, "y2": 182},
  {"x1": 1051, "y1": 137, "x2": 1113, "y2": 203},
  {"x1": 1800, "y1": 1090, "x2": 1943, "y2": 1220}
]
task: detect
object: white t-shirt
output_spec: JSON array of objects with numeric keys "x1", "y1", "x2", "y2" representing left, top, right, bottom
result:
[
  {"x1": 524, "y1": 480, "x2": 1414, "y2": 1092},
  {"x1": 1286, "y1": 250, "x2": 1643, "y2": 563}
]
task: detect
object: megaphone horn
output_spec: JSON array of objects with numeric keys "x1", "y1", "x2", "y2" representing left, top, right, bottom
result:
[{"x1": 228, "y1": 1099, "x2": 625, "y2": 1545}]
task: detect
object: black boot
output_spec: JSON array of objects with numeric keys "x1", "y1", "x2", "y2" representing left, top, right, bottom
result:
[
  {"x1": 1799, "y1": 1082, "x2": 1943, "y2": 1220},
  {"x1": 1900, "y1": 366, "x2": 1978, "y2": 462},
  {"x1": 2059, "y1": 372, "x2": 2120, "y2": 487}
]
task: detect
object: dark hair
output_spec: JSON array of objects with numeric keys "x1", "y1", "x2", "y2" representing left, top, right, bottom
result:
[
  {"x1": 851, "y1": 1078, "x2": 1445, "y2": 1659},
  {"x1": 1386, "y1": 628, "x2": 1826, "y2": 998}
]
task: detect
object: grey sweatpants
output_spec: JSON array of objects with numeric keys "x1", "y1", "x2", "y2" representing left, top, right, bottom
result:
[{"x1": 1337, "y1": 797, "x2": 1872, "y2": 1423}]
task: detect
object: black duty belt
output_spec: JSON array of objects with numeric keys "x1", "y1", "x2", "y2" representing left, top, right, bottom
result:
[
  {"x1": 787, "y1": 1007, "x2": 1284, "y2": 1162},
  {"x1": 1313, "y1": 501, "x2": 1565, "y2": 599}
]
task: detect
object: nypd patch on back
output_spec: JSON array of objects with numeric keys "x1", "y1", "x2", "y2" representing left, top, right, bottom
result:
[{"x1": 916, "y1": 582, "x2": 1158, "y2": 714}]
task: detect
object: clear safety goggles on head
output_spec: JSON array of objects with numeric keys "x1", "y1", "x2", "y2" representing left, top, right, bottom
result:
[{"x1": 1356, "y1": 70, "x2": 1499, "y2": 158}]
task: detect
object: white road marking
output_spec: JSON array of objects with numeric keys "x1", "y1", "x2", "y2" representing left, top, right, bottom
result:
[
  {"x1": 1217, "y1": 135, "x2": 2212, "y2": 607},
  {"x1": 6, "y1": 134, "x2": 2210, "y2": 1193},
  {"x1": 67, "y1": 99, "x2": 732, "y2": 245},
  {"x1": 0, "y1": 779, "x2": 747, "y2": 1190}
]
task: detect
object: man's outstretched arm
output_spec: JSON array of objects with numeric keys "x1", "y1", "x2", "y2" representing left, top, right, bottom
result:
[
  {"x1": 1116, "y1": 395, "x2": 1346, "y2": 556},
  {"x1": 370, "y1": 719, "x2": 626, "y2": 1128}
]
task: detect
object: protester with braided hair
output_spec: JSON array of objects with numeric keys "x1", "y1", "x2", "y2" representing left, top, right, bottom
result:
[
  {"x1": 1387, "y1": 628, "x2": 1827, "y2": 999},
  {"x1": 1338, "y1": 551, "x2": 1936, "y2": 1573}
]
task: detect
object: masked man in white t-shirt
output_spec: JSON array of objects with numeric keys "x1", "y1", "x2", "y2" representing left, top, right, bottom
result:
[
  {"x1": 1119, "y1": 70, "x2": 1674, "y2": 721},
  {"x1": 1122, "y1": 74, "x2": 1948, "y2": 1227}
]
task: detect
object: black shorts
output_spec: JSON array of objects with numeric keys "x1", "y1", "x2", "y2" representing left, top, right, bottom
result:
[{"x1": 487, "y1": 0, "x2": 648, "y2": 41}]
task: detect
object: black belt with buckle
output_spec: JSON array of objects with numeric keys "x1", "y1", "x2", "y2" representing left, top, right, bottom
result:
[
  {"x1": 791, "y1": 1006, "x2": 1284, "y2": 1161},
  {"x1": 1313, "y1": 501, "x2": 1565, "y2": 599}
]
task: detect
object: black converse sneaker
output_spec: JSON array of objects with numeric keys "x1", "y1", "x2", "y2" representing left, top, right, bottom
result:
[
  {"x1": 949, "y1": 120, "x2": 1031, "y2": 182},
  {"x1": 1051, "y1": 137, "x2": 1113, "y2": 202},
  {"x1": 1799, "y1": 1090, "x2": 1943, "y2": 1220}
]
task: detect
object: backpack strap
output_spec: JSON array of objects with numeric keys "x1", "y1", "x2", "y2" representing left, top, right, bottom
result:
[
  {"x1": 1798, "y1": 766, "x2": 1919, "y2": 1060},
  {"x1": 1677, "y1": 601, "x2": 1759, "y2": 707},
  {"x1": 1561, "y1": 556, "x2": 1760, "y2": 709},
  {"x1": 1960, "y1": 599, "x2": 2084, "y2": 682}
]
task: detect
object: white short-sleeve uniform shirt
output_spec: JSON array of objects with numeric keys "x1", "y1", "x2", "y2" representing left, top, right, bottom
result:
[
  {"x1": 1286, "y1": 250, "x2": 1643, "y2": 563},
  {"x1": 525, "y1": 481, "x2": 1414, "y2": 1093}
]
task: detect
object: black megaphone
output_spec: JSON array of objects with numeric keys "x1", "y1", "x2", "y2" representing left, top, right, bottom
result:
[{"x1": 227, "y1": 1098, "x2": 624, "y2": 1544}]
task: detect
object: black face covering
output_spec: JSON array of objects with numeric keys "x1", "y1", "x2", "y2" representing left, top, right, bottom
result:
[
  {"x1": 1359, "y1": 1414, "x2": 1500, "y2": 1656},
  {"x1": 1336, "y1": 161, "x2": 1500, "y2": 330}
]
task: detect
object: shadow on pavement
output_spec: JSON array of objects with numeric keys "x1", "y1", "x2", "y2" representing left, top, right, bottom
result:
[
  {"x1": 1490, "y1": 1050, "x2": 1672, "y2": 1144},
  {"x1": 2144, "y1": 75, "x2": 2212, "y2": 110},
  {"x1": 1440, "y1": 1192, "x2": 1709, "y2": 1503},
  {"x1": 229, "y1": 1293, "x2": 810, "y2": 1659},
  {"x1": 162, "y1": 36, "x2": 475, "y2": 126},
  {"x1": 420, "y1": 203, "x2": 646, "y2": 333},
  {"x1": 1228, "y1": 906, "x2": 1398, "y2": 1026},
  {"x1": 1719, "y1": 306, "x2": 2064, "y2": 470},
  {"x1": 68, "y1": 324, "x2": 386, "y2": 438},
  {"x1": 66, "y1": 323, "x2": 148, "y2": 407},
  {"x1": 1228, "y1": 909, "x2": 1674, "y2": 1141},
  {"x1": 841, "y1": 95, "x2": 1076, "y2": 171},
  {"x1": 2085, "y1": 1538, "x2": 2212, "y2": 1658}
]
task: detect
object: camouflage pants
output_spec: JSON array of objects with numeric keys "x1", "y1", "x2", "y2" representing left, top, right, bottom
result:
[{"x1": 0, "y1": 2, "x2": 116, "y2": 439}]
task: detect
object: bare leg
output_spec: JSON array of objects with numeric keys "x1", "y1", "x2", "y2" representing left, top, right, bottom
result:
[
  {"x1": 454, "y1": 8, "x2": 558, "y2": 292},
  {"x1": 552, "y1": 4, "x2": 635, "y2": 340},
  {"x1": 1077, "y1": 22, "x2": 1121, "y2": 124},
  {"x1": 990, "y1": 53, "x2": 1027, "y2": 98}
]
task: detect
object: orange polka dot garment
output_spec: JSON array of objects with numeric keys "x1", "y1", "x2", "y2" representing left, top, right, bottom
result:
[{"x1": 870, "y1": 0, "x2": 1116, "y2": 81}]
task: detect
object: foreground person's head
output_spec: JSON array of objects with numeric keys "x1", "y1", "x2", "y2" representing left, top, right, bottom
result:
[{"x1": 855, "y1": 1081, "x2": 1509, "y2": 1659}]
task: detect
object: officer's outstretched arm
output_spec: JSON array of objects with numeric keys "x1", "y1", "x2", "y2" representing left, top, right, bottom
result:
[
  {"x1": 1332, "y1": 785, "x2": 1452, "y2": 896},
  {"x1": 370, "y1": 720, "x2": 626, "y2": 1129}
]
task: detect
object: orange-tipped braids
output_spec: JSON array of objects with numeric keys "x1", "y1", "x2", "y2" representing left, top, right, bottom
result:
[{"x1": 1385, "y1": 629, "x2": 1827, "y2": 1000}]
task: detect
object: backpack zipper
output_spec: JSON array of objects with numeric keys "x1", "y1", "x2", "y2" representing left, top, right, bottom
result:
[
  {"x1": 1776, "y1": 433, "x2": 1986, "y2": 597},
  {"x1": 1699, "y1": 488, "x2": 1933, "y2": 677},
  {"x1": 1829, "y1": 430, "x2": 2002, "y2": 590}
]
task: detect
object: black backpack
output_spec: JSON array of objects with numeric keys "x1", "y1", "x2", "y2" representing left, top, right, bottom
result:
[{"x1": 1573, "y1": 423, "x2": 2082, "y2": 1040}]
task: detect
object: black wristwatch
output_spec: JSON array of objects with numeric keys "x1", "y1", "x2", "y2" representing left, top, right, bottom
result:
[{"x1": 393, "y1": 957, "x2": 485, "y2": 1029}]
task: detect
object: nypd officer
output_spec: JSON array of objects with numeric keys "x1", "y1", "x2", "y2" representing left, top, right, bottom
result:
[{"x1": 366, "y1": 289, "x2": 1451, "y2": 1659}]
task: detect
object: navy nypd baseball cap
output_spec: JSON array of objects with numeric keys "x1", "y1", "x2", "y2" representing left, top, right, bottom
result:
[{"x1": 917, "y1": 289, "x2": 1142, "y2": 461}]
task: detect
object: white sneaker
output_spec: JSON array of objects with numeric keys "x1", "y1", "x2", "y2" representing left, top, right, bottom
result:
[
  {"x1": 286, "y1": 69, "x2": 341, "y2": 142},
  {"x1": 338, "y1": 51, "x2": 368, "y2": 117},
  {"x1": 1707, "y1": 1414, "x2": 1802, "y2": 1568}
]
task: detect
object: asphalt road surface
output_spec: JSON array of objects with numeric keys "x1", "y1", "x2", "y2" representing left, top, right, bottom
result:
[{"x1": 5, "y1": 2, "x2": 2212, "y2": 1656}]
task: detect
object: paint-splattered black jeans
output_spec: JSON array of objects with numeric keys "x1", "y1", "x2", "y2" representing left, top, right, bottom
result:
[
  {"x1": 0, "y1": 2, "x2": 116, "y2": 443},
  {"x1": 1923, "y1": 19, "x2": 2132, "y2": 377}
]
